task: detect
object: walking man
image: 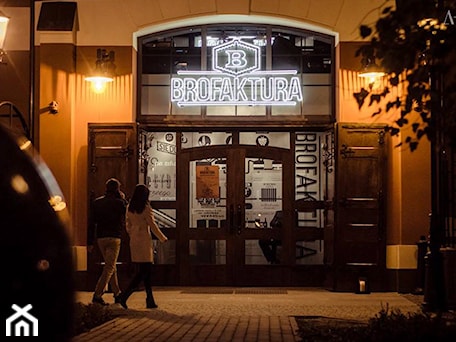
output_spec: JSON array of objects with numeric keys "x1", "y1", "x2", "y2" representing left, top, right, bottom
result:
[{"x1": 88, "y1": 178, "x2": 127, "y2": 305}]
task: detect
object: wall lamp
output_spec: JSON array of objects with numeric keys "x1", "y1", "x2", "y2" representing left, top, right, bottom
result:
[
  {"x1": 353, "y1": 57, "x2": 386, "y2": 109},
  {"x1": 358, "y1": 58, "x2": 385, "y2": 89},
  {"x1": 85, "y1": 48, "x2": 116, "y2": 93},
  {"x1": 0, "y1": 10, "x2": 10, "y2": 63}
]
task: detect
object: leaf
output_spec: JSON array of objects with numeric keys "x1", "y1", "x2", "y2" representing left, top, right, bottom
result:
[
  {"x1": 423, "y1": 126, "x2": 431, "y2": 139},
  {"x1": 409, "y1": 141, "x2": 418, "y2": 152},
  {"x1": 381, "y1": 87, "x2": 390, "y2": 97},
  {"x1": 396, "y1": 118, "x2": 408, "y2": 127},
  {"x1": 420, "y1": 111, "x2": 430, "y2": 123},
  {"x1": 390, "y1": 76, "x2": 399, "y2": 87},
  {"x1": 353, "y1": 88, "x2": 369, "y2": 109},
  {"x1": 390, "y1": 127, "x2": 400, "y2": 136},
  {"x1": 382, "y1": 6, "x2": 392, "y2": 14},
  {"x1": 412, "y1": 123, "x2": 420, "y2": 132},
  {"x1": 369, "y1": 94, "x2": 382, "y2": 106},
  {"x1": 372, "y1": 108, "x2": 382, "y2": 116},
  {"x1": 360, "y1": 25, "x2": 372, "y2": 38},
  {"x1": 386, "y1": 98, "x2": 401, "y2": 112}
]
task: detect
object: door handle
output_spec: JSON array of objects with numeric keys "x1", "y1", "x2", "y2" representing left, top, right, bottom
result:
[{"x1": 237, "y1": 205, "x2": 242, "y2": 235}]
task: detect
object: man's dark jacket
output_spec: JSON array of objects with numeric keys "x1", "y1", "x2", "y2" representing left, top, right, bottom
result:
[{"x1": 88, "y1": 194, "x2": 126, "y2": 245}]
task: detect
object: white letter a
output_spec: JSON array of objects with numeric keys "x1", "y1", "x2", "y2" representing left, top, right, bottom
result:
[{"x1": 444, "y1": 10, "x2": 455, "y2": 25}]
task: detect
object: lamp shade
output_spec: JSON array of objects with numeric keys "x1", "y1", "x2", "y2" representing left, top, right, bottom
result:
[
  {"x1": 0, "y1": 10, "x2": 9, "y2": 50},
  {"x1": 85, "y1": 49, "x2": 116, "y2": 93},
  {"x1": 358, "y1": 60, "x2": 385, "y2": 86},
  {"x1": 84, "y1": 75, "x2": 114, "y2": 93},
  {"x1": 358, "y1": 62, "x2": 385, "y2": 79}
]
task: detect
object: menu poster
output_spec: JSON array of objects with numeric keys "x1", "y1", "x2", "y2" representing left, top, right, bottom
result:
[{"x1": 196, "y1": 165, "x2": 220, "y2": 199}]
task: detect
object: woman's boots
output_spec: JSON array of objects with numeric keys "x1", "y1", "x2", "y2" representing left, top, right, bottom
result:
[
  {"x1": 118, "y1": 292, "x2": 158, "y2": 309},
  {"x1": 146, "y1": 297, "x2": 158, "y2": 309},
  {"x1": 146, "y1": 288, "x2": 158, "y2": 308},
  {"x1": 117, "y1": 291, "x2": 130, "y2": 309}
]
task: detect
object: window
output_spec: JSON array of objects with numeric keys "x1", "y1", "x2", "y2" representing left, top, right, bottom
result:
[{"x1": 138, "y1": 24, "x2": 334, "y2": 123}]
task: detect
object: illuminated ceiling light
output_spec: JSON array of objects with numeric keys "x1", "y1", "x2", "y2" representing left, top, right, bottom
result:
[
  {"x1": 0, "y1": 10, "x2": 10, "y2": 63},
  {"x1": 85, "y1": 48, "x2": 116, "y2": 93}
]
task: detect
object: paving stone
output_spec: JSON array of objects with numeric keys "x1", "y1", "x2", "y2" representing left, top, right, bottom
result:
[{"x1": 73, "y1": 288, "x2": 422, "y2": 342}]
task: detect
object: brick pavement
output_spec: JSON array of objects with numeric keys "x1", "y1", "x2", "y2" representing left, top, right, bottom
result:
[{"x1": 73, "y1": 288, "x2": 422, "y2": 342}]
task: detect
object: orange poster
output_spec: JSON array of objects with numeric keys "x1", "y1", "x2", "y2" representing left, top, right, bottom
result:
[{"x1": 196, "y1": 165, "x2": 220, "y2": 199}]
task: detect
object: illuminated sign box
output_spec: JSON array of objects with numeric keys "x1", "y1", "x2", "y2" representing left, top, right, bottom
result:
[{"x1": 171, "y1": 39, "x2": 303, "y2": 107}]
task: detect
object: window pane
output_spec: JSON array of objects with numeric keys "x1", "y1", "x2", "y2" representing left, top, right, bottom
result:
[
  {"x1": 141, "y1": 86, "x2": 170, "y2": 115},
  {"x1": 244, "y1": 157, "x2": 282, "y2": 241},
  {"x1": 245, "y1": 239, "x2": 282, "y2": 265},
  {"x1": 296, "y1": 210, "x2": 324, "y2": 229},
  {"x1": 153, "y1": 239, "x2": 176, "y2": 264},
  {"x1": 142, "y1": 132, "x2": 177, "y2": 201},
  {"x1": 240, "y1": 132, "x2": 290, "y2": 149},
  {"x1": 301, "y1": 85, "x2": 331, "y2": 116},
  {"x1": 295, "y1": 240, "x2": 324, "y2": 265},
  {"x1": 189, "y1": 240, "x2": 226, "y2": 264},
  {"x1": 182, "y1": 132, "x2": 232, "y2": 149},
  {"x1": 153, "y1": 209, "x2": 176, "y2": 229}
]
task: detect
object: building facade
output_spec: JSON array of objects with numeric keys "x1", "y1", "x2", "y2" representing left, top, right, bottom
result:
[{"x1": 0, "y1": 0, "x2": 432, "y2": 292}]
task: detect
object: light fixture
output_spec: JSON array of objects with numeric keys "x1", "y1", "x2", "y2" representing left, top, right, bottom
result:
[
  {"x1": 85, "y1": 48, "x2": 116, "y2": 93},
  {"x1": 0, "y1": 10, "x2": 10, "y2": 63},
  {"x1": 358, "y1": 58, "x2": 385, "y2": 88}
]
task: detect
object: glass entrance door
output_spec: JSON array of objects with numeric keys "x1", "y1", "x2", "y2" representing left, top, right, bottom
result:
[{"x1": 180, "y1": 145, "x2": 292, "y2": 286}]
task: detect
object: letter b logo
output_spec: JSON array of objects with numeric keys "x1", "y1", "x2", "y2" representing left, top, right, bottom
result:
[
  {"x1": 213, "y1": 40, "x2": 260, "y2": 76},
  {"x1": 225, "y1": 50, "x2": 247, "y2": 69}
]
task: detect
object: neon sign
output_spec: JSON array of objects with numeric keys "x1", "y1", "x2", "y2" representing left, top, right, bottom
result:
[{"x1": 171, "y1": 39, "x2": 303, "y2": 107}]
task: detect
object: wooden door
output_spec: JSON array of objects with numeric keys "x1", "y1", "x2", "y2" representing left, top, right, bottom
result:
[
  {"x1": 87, "y1": 123, "x2": 137, "y2": 288},
  {"x1": 330, "y1": 123, "x2": 388, "y2": 292},
  {"x1": 179, "y1": 145, "x2": 293, "y2": 286}
]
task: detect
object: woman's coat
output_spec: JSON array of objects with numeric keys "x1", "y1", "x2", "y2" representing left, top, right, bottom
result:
[{"x1": 126, "y1": 204, "x2": 168, "y2": 263}]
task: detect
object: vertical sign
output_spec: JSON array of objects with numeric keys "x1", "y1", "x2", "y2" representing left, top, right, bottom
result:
[{"x1": 295, "y1": 132, "x2": 322, "y2": 228}]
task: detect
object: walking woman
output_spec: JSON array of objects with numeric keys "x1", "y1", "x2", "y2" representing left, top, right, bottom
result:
[{"x1": 119, "y1": 184, "x2": 168, "y2": 309}]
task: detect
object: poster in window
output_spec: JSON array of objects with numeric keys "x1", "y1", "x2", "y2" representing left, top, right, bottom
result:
[{"x1": 196, "y1": 165, "x2": 220, "y2": 199}]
